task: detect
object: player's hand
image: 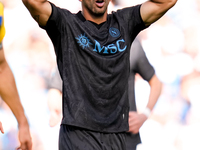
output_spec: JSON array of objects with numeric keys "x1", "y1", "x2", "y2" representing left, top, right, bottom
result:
[
  {"x1": 0, "y1": 121, "x2": 4, "y2": 134},
  {"x1": 128, "y1": 111, "x2": 147, "y2": 134},
  {"x1": 16, "y1": 124, "x2": 32, "y2": 150}
]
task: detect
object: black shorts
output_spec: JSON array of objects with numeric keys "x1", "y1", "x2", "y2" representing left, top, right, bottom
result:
[
  {"x1": 59, "y1": 125, "x2": 126, "y2": 150},
  {"x1": 125, "y1": 132, "x2": 141, "y2": 150}
]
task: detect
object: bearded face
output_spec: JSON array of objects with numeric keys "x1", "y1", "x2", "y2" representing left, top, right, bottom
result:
[{"x1": 81, "y1": 0, "x2": 111, "y2": 17}]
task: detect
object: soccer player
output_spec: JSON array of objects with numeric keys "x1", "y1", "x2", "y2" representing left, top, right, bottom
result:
[{"x1": 21, "y1": 0, "x2": 177, "y2": 149}]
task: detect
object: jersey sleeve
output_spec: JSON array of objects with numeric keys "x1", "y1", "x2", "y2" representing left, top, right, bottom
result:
[
  {"x1": 41, "y1": 2, "x2": 62, "y2": 56},
  {"x1": 115, "y1": 5, "x2": 148, "y2": 42},
  {"x1": 40, "y1": 2, "x2": 71, "y2": 74},
  {"x1": 130, "y1": 38, "x2": 155, "y2": 81}
]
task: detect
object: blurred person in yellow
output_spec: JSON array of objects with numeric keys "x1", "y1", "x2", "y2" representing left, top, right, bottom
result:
[{"x1": 0, "y1": 2, "x2": 32, "y2": 150}]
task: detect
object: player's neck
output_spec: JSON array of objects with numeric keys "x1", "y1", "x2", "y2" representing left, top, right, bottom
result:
[{"x1": 81, "y1": 10, "x2": 107, "y2": 25}]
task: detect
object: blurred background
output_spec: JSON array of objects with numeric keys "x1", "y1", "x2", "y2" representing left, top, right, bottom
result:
[{"x1": 0, "y1": 0, "x2": 200, "y2": 149}]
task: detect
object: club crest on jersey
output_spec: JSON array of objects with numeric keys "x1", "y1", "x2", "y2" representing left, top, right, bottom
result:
[
  {"x1": 76, "y1": 34, "x2": 92, "y2": 49},
  {"x1": 109, "y1": 27, "x2": 120, "y2": 38}
]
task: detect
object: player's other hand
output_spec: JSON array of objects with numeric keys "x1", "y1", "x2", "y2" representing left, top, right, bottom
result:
[{"x1": 128, "y1": 111, "x2": 147, "y2": 134}]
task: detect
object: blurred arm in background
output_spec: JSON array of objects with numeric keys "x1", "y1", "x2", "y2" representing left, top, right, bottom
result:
[
  {"x1": 0, "y1": 2, "x2": 32, "y2": 150},
  {"x1": 47, "y1": 67, "x2": 62, "y2": 127}
]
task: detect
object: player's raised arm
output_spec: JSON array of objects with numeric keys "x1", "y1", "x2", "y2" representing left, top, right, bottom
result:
[
  {"x1": 141, "y1": 0, "x2": 177, "y2": 26},
  {"x1": 22, "y1": 0, "x2": 52, "y2": 26}
]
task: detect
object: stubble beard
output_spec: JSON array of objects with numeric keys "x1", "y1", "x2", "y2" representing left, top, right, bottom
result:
[{"x1": 88, "y1": 5, "x2": 107, "y2": 17}]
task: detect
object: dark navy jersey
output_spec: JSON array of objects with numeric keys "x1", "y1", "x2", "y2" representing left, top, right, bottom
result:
[{"x1": 41, "y1": 2, "x2": 148, "y2": 133}]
